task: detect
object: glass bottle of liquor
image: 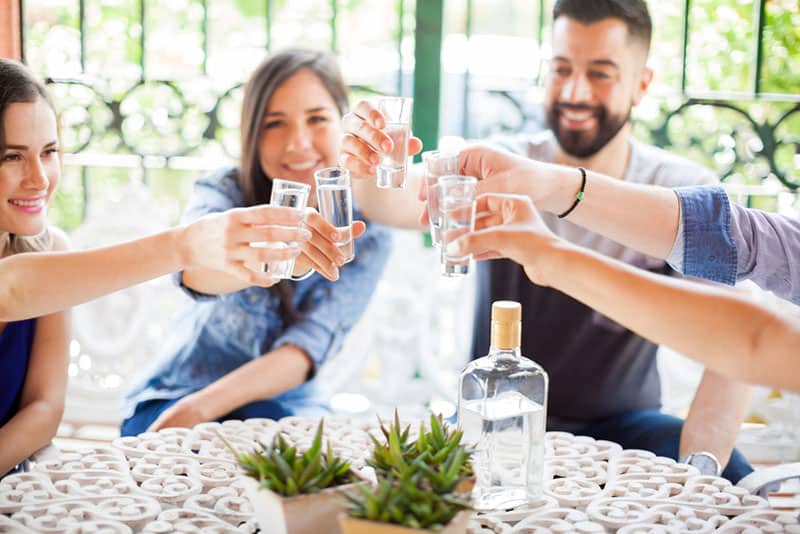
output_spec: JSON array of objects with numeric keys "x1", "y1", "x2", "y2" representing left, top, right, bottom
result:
[{"x1": 457, "y1": 300, "x2": 549, "y2": 511}]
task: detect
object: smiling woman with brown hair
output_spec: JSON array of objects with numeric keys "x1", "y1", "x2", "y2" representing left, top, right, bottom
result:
[{"x1": 120, "y1": 49, "x2": 392, "y2": 436}]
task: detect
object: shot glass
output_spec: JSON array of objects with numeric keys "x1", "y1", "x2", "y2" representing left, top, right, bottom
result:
[
  {"x1": 439, "y1": 175, "x2": 477, "y2": 277},
  {"x1": 376, "y1": 96, "x2": 413, "y2": 189},
  {"x1": 315, "y1": 166, "x2": 355, "y2": 264},
  {"x1": 421, "y1": 150, "x2": 460, "y2": 247},
  {"x1": 261, "y1": 179, "x2": 310, "y2": 278}
]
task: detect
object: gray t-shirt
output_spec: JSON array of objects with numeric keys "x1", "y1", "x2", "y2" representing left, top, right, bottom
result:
[{"x1": 472, "y1": 131, "x2": 718, "y2": 426}]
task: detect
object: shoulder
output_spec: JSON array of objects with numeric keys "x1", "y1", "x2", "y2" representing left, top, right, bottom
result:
[
  {"x1": 185, "y1": 166, "x2": 243, "y2": 214},
  {"x1": 47, "y1": 226, "x2": 71, "y2": 252},
  {"x1": 194, "y1": 167, "x2": 244, "y2": 203},
  {"x1": 628, "y1": 139, "x2": 718, "y2": 187},
  {"x1": 489, "y1": 130, "x2": 555, "y2": 161}
]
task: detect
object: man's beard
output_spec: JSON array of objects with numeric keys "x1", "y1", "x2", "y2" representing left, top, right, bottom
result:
[{"x1": 546, "y1": 102, "x2": 631, "y2": 158}]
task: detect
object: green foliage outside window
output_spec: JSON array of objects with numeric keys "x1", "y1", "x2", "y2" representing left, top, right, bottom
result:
[{"x1": 21, "y1": 0, "x2": 800, "y2": 231}]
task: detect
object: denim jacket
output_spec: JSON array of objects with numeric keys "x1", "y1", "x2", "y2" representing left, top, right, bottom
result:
[
  {"x1": 669, "y1": 185, "x2": 800, "y2": 304},
  {"x1": 123, "y1": 167, "x2": 392, "y2": 417}
]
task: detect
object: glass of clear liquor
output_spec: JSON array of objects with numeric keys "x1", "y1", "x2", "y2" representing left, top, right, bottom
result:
[
  {"x1": 376, "y1": 96, "x2": 413, "y2": 189},
  {"x1": 422, "y1": 150, "x2": 459, "y2": 248},
  {"x1": 314, "y1": 166, "x2": 355, "y2": 264},
  {"x1": 439, "y1": 174, "x2": 477, "y2": 276},
  {"x1": 458, "y1": 300, "x2": 549, "y2": 511},
  {"x1": 260, "y1": 179, "x2": 310, "y2": 278}
]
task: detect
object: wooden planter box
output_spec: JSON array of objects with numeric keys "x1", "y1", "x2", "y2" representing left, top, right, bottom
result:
[
  {"x1": 243, "y1": 476, "x2": 361, "y2": 534},
  {"x1": 337, "y1": 510, "x2": 472, "y2": 534}
]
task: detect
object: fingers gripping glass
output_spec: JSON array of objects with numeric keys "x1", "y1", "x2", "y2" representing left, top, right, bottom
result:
[{"x1": 314, "y1": 166, "x2": 355, "y2": 264}]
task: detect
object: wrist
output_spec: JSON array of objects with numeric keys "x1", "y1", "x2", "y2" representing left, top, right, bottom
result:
[
  {"x1": 680, "y1": 451, "x2": 722, "y2": 476},
  {"x1": 534, "y1": 237, "x2": 577, "y2": 287},
  {"x1": 185, "y1": 388, "x2": 223, "y2": 421},
  {"x1": 172, "y1": 225, "x2": 194, "y2": 269},
  {"x1": 539, "y1": 163, "x2": 581, "y2": 215}
]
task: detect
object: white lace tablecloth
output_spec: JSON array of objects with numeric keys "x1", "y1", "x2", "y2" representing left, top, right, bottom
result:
[{"x1": 1, "y1": 417, "x2": 797, "y2": 533}]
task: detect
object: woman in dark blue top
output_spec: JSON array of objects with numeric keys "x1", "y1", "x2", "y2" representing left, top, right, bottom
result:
[
  {"x1": 0, "y1": 59, "x2": 70, "y2": 476},
  {"x1": 0, "y1": 319, "x2": 36, "y2": 428}
]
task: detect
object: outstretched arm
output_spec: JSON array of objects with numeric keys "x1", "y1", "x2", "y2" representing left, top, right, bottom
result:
[
  {"x1": 460, "y1": 145, "x2": 800, "y2": 304},
  {"x1": 0, "y1": 205, "x2": 306, "y2": 321},
  {"x1": 452, "y1": 194, "x2": 800, "y2": 391},
  {"x1": 340, "y1": 99, "x2": 426, "y2": 229},
  {"x1": 458, "y1": 144, "x2": 682, "y2": 259}
]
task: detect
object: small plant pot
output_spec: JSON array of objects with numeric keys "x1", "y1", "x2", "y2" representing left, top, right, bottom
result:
[
  {"x1": 337, "y1": 510, "x2": 472, "y2": 534},
  {"x1": 453, "y1": 476, "x2": 475, "y2": 498},
  {"x1": 243, "y1": 476, "x2": 361, "y2": 534}
]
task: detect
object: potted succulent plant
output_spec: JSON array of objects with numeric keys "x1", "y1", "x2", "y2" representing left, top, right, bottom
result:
[
  {"x1": 339, "y1": 413, "x2": 474, "y2": 533},
  {"x1": 369, "y1": 413, "x2": 475, "y2": 496},
  {"x1": 222, "y1": 420, "x2": 360, "y2": 534}
]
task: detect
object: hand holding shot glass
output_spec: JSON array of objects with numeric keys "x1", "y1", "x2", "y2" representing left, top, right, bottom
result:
[
  {"x1": 375, "y1": 96, "x2": 413, "y2": 189},
  {"x1": 439, "y1": 175, "x2": 478, "y2": 277},
  {"x1": 256, "y1": 179, "x2": 311, "y2": 279},
  {"x1": 422, "y1": 150, "x2": 460, "y2": 247},
  {"x1": 314, "y1": 167, "x2": 355, "y2": 263}
]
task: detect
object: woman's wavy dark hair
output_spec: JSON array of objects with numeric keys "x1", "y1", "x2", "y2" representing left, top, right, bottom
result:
[
  {"x1": 0, "y1": 58, "x2": 58, "y2": 256},
  {"x1": 238, "y1": 49, "x2": 348, "y2": 322}
]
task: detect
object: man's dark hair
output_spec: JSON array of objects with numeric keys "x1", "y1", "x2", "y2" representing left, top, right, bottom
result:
[{"x1": 553, "y1": 0, "x2": 652, "y2": 53}]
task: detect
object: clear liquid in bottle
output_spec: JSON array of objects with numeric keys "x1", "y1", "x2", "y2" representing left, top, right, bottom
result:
[{"x1": 457, "y1": 300, "x2": 548, "y2": 510}]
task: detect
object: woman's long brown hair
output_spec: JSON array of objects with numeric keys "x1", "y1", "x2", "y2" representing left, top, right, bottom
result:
[{"x1": 238, "y1": 49, "x2": 349, "y2": 323}]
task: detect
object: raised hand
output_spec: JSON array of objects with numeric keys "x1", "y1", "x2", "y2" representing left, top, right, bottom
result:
[{"x1": 339, "y1": 99, "x2": 423, "y2": 179}]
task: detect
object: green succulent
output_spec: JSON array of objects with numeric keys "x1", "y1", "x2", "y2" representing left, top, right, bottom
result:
[
  {"x1": 345, "y1": 465, "x2": 471, "y2": 530},
  {"x1": 219, "y1": 419, "x2": 355, "y2": 497},
  {"x1": 368, "y1": 411, "x2": 416, "y2": 475},
  {"x1": 369, "y1": 412, "x2": 474, "y2": 494},
  {"x1": 347, "y1": 412, "x2": 474, "y2": 530}
]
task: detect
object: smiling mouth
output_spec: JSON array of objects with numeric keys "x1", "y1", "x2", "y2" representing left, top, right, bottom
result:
[
  {"x1": 283, "y1": 160, "x2": 321, "y2": 172},
  {"x1": 561, "y1": 109, "x2": 596, "y2": 122},
  {"x1": 9, "y1": 198, "x2": 46, "y2": 208}
]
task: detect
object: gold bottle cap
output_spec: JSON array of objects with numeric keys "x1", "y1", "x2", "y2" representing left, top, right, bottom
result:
[{"x1": 491, "y1": 301, "x2": 521, "y2": 350}]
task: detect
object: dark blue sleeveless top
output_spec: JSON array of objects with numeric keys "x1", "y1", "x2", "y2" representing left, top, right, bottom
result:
[{"x1": 0, "y1": 319, "x2": 36, "y2": 427}]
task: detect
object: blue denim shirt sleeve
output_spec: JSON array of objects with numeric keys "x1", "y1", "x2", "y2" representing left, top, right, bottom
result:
[
  {"x1": 673, "y1": 186, "x2": 737, "y2": 286},
  {"x1": 270, "y1": 220, "x2": 392, "y2": 372},
  {"x1": 171, "y1": 168, "x2": 241, "y2": 302}
]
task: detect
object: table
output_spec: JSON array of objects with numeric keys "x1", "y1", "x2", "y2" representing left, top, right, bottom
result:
[{"x1": 1, "y1": 417, "x2": 797, "y2": 532}]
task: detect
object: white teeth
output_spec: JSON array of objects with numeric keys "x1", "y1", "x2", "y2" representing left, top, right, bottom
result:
[
  {"x1": 10, "y1": 199, "x2": 44, "y2": 207},
  {"x1": 285, "y1": 161, "x2": 317, "y2": 171},
  {"x1": 562, "y1": 110, "x2": 593, "y2": 121}
]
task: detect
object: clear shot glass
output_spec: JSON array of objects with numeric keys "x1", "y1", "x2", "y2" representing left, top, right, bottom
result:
[
  {"x1": 439, "y1": 175, "x2": 477, "y2": 277},
  {"x1": 421, "y1": 150, "x2": 459, "y2": 247},
  {"x1": 260, "y1": 179, "x2": 311, "y2": 278},
  {"x1": 314, "y1": 166, "x2": 355, "y2": 264},
  {"x1": 376, "y1": 96, "x2": 413, "y2": 189}
]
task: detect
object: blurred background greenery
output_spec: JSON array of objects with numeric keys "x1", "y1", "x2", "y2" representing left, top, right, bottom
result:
[{"x1": 21, "y1": 0, "x2": 799, "y2": 231}]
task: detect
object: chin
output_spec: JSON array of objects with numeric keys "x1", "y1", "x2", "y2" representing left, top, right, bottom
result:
[{"x1": 6, "y1": 219, "x2": 47, "y2": 237}]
